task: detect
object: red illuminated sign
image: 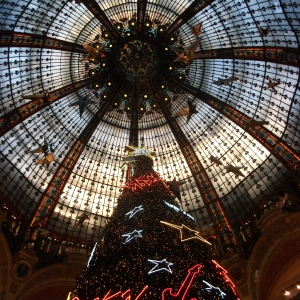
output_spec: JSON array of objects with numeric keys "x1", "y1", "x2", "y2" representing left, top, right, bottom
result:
[
  {"x1": 161, "y1": 264, "x2": 202, "y2": 299},
  {"x1": 124, "y1": 174, "x2": 171, "y2": 192}
]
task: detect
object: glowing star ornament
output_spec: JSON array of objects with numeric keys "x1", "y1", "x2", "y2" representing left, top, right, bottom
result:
[
  {"x1": 160, "y1": 221, "x2": 211, "y2": 245},
  {"x1": 125, "y1": 205, "x2": 144, "y2": 218},
  {"x1": 147, "y1": 258, "x2": 174, "y2": 275},
  {"x1": 162, "y1": 264, "x2": 202, "y2": 299},
  {"x1": 122, "y1": 229, "x2": 143, "y2": 244},
  {"x1": 123, "y1": 145, "x2": 156, "y2": 162},
  {"x1": 203, "y1": 280, "x2": 226, "y2": 299}
]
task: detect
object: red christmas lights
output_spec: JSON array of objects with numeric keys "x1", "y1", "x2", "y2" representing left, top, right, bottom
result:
[
  {"x1": 123, "y1": 174, "x2": 170, "y2": 192},
  {"x1": 212, "y1": 260, "x2": 239, "y2": 298},
  {"x1": 161, "y1": 264, "x2": 202, "y2": 300},
  {"x1": 72, "y1": 286, "x2": 148, "y2": 300}
]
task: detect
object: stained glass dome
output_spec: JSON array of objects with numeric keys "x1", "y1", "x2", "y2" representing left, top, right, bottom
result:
[{"x1": 0, "y1": 0, "x2": 299, "y2": 250}]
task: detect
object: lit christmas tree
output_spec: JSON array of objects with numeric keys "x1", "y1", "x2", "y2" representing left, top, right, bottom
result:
[{"x1": 72, "y1": 146, "x2": 240, "y2": 300}]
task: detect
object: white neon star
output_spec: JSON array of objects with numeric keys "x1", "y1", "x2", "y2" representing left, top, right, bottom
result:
[
  {"x1": 203, "y1": 280, "x2": 226, "y2": 299},
  {"x1": 122, "y1": 230, "x2": 143, "y2": 244},
  {"x1": 148, "y1": 259, "x2": 174, "y2": 275},
  {"x1": 125, "y1": 205, "x2": 144, "y2": 218}
]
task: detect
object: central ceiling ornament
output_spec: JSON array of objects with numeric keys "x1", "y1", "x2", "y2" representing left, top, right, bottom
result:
[{"x1": 117, "y1": 40, "x2": 159, "y2": 82}]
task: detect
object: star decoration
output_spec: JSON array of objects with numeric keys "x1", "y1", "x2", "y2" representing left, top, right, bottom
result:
[
  {"x1": 81, "y1": 43, "x2": 105, "y2": 63},
  {"x1": 165, "y1": 178, "x2": 185, "y2": 202},
  {"x1": 147, "y1": 258, "x2": 174, "y2": 275},
  {"x1": 213, "y1": 77, "x2": 239, "y2": 86},
  {"x1": 69, "y1": 96, "x2": 96, "y2": 118},
  {"x1": 258, "y1": 26, "x2": 269, "y2": 37},
  {"x1": 125, "y1": 205, "x2": 144, "y2": 218},
  {"x1": 224, "y1": 165, "x2": 245, "y2": 177},
  {"x1": 190, "y1": 22, "x2": 203, "y2": 36},
  {"x1": 174, "y1": 100, "x2": 198, "y2": 124},
  {"x1": 203, "y1": 280, "x2": 226, "y2": 299},
  {"x1": 30, "y1": 137, "x2": 55, "y2": 155},
  {"x1": 76, "y1": 212, "x2": 90, "y2": 227},
  {"x1": 174, "y1": 51, "x2": 190, "y2": 64},
  {"x1": 209, "y1": 155, "x2": 222, "y2": 166},
  {"x1": 243, "y1": 119, "x2": 269, "y2": 130},
  {"x1": 123, "y1": 145, "x2": 156, "y2": 162},
  {"x1": 267, "y1": 79, "x2": 280, "y2": 91},
  {"x1": 160, "y1": 221, "x2": 211, "y2": 245},
  {"x1": 173, "y1": 38, "x2": 202, "y2": 63},
  {"x1": 35, "y1": 153, "x2": 55, "y2": 169},
  {"x1": 122, "y1": 229, "x2": 143, "y2": 244}
]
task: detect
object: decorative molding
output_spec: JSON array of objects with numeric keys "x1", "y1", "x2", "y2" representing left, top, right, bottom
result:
[
  {"x1": 0, "y1": 233, "x2": 11, "y2": 300},
  {"x1": 248, "y1": 211, "x2": 300, "y2": 299},
  {"x1": 259, "y1": 233, "x2": 300, "y2": 299},
  {"x1": 16, "y1": 257, "x2": 86, "y2": 300}
]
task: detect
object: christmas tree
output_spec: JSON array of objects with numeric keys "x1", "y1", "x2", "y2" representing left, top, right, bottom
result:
[{"x1": 72, "y1": 146, "x2": 239, "y2": 300}]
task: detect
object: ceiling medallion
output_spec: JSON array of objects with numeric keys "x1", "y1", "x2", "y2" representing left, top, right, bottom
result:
[{"x1": 117, "y1": 40, "x2": 159, "y2": 82}]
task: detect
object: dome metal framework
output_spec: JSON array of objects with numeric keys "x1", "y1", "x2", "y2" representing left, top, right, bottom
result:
[{"x1": 0, "y1": 0, "x2": 299, "y2": 256}]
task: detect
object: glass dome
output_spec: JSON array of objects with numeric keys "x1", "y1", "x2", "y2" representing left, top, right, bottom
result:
[{"x1": 0, "y1": 0, "x2": 299, "y2": 244}]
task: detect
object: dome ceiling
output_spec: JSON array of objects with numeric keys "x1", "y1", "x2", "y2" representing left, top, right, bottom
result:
[{"x1": 0, "y1": 0, "x2": 299, "y2": 242}]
